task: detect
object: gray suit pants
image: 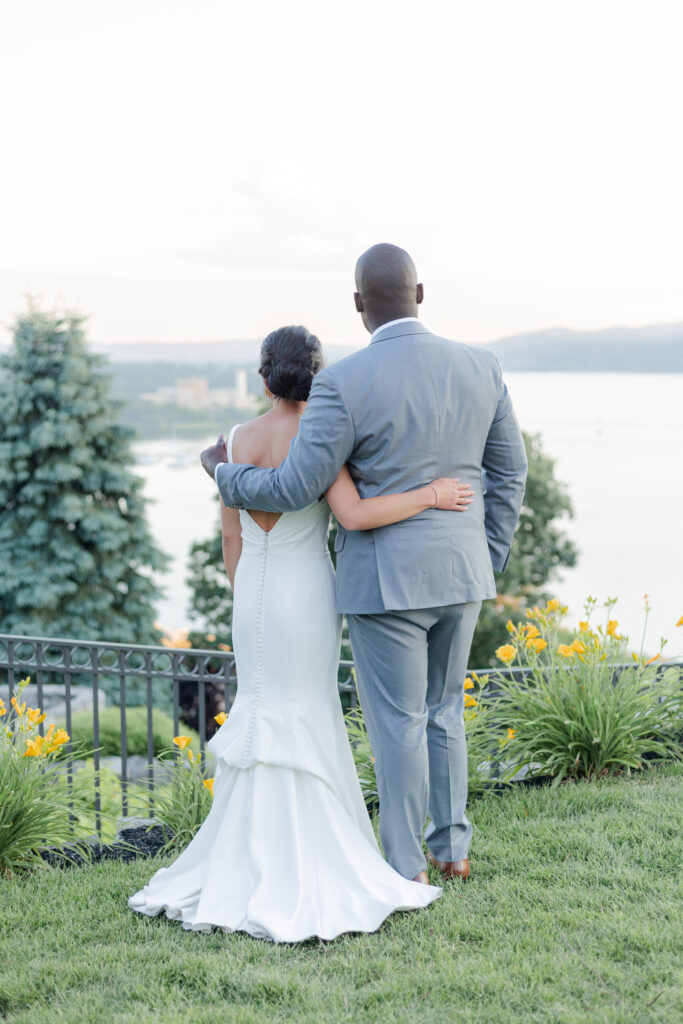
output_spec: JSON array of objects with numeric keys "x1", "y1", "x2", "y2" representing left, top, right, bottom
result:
[{"x1": 347, "y1": 601, "x2": 481, "y2": 880}]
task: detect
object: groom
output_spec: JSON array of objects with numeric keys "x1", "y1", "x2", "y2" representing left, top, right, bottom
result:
[{"x1": 201, "y1": 244, "x2": 527, "y2": 884}]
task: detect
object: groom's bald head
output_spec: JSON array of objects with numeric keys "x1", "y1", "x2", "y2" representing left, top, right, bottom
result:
[{"x1": 354, "y1": 243, "x2": 423, "y2": 334}]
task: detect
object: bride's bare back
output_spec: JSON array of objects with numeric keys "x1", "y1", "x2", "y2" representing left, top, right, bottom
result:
[{"x1": 230, "y1": 404, "x2": 305, "y2": 533}]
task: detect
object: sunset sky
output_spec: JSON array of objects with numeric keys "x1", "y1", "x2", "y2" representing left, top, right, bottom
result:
[{"x1": 1, "y1": 0, "x2": 681, "y2": 348}]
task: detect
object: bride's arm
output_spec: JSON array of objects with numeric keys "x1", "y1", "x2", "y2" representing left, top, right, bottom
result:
[
  {"x1": 220, "y1": 500, "x2": 242, "y2": 589},
  {"x1": 326, "y1": 465, "x2": 474, "y2": 531}
]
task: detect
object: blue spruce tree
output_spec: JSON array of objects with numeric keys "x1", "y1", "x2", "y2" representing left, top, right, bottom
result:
[{"x1": 0, "y1": 307, "x2": 168, "y2": 643}]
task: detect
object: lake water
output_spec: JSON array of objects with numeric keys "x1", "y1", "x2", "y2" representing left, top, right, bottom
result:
[{"x1": 134, "y1": 372, "x2": 683, "y2": 659}]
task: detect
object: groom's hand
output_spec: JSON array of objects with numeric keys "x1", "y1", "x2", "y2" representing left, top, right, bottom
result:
[{"x1": 200, "y1": 435, "x2": 228, "y2": 479}]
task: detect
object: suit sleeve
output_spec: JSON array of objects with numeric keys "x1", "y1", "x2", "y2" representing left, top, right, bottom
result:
[
  {"x1": 481, "y1": 360, "x2": 528, "y2": 572},
  {"x1": 215, "y1": 369, "x2": 355, "y2": 512}
]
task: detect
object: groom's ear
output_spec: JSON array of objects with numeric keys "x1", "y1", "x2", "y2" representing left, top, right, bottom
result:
[
  {"x1": 416, "y1": 283, "x2": 424, "y2": 305},
  {"x1": 354, "y1": 291, "x2": 364, "y2": 312}
]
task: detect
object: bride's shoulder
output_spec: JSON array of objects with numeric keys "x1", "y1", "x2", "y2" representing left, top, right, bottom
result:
[{"x1": 230, "y1": 412, "x2": 298, "y2": 467}]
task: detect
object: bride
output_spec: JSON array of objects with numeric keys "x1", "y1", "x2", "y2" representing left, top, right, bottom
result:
[{"x1": 129, "y1": 325, "x2": 473, "y2": 942}]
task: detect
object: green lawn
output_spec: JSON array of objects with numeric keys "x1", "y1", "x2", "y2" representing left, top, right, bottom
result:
[{"x1": 2, "y1": 765, "x2": 682, "y2": 1024}]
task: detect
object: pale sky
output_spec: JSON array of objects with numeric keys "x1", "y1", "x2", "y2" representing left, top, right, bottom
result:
[{"x1": 1, "y1": 0, "x2": 681, "y2": 348}]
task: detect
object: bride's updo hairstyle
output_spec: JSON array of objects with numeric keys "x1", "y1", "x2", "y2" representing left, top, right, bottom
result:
[{"x1": 259, "y1": 325, "x2": 324, "y2": 402}]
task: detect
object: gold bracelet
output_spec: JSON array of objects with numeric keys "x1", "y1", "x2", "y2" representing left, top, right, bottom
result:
[{"x1": 428, "y1": 484, "x2": 439, "y2": 507}]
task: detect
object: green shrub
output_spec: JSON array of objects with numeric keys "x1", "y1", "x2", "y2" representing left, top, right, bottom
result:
[
  {"x1": 345, "y1": 705, "x2": 379, "y2": 810},
  {"x1": 490, "y1": 597, "x2": 683, "y2": 783},
  {"x1": 55, "y1": 706, "x2": 201, "y2": 759},
  {"x1": 0, "y1": 678, "x2": 95, "y2": 874}
]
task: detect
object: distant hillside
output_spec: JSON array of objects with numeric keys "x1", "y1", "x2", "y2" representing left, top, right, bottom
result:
[
  {"x1": 482, "y1": 323, "x2": 683, "y2": 372},
  {"x1": 13, "y1": 322, "x2": 667, "y2": 372}
]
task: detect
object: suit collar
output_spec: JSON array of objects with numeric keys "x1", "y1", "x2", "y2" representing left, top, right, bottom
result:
[{"x1": 370, "y1": 319, "x2": 431, "y2": 345}]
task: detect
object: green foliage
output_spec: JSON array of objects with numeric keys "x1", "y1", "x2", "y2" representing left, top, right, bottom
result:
[
  {"x1": 344, "y1": 705, "x2": 378, "y2": 809},
  {"x1": 490, "y1": 598, "x2": 683, "y2": 783},
  {"x1": 0, "y1": 678, "x2": 94, "y2": 874},
  {"x1": 469, "y1": 430, "x2": 578, "y2": 668},
  {"x1": 117, "y1": 400, "x2": 242, "y2": 442},
  {"x1": 186, "y1": 500, "x2": 233, "y2": 647},
  {"x1": 55, "y1": 705, "x2": 200, "y2": 759},
  {"x1": 461, "y1": 674, "x2": 518, "y2": 797},
  {"x1": 0, "y1": 305, "x2": 168, "y2": 643},
  {"x1": 151, "y1": 741, "x2": 214, "y2": 853},
  {"x1": 0, "y1": 751, "x2": 97, "y2": 875}
]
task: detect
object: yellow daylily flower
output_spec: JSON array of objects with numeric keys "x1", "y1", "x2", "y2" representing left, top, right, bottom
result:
[
  {"x1": 557, "y1": 644, "x2": 575, "y2": 658},
  {"x1": 46, "y1": 728, "x2": 69, "y2": 753},
  {"x1": 570, "y1": 639, "x2": 586, "y2": 654},
  {"x1": 525, "y1": 624, "x2": 541, "y2": 640},
  {"x1": 526, "y1": 637, "x2": 548, "y2": 653},
  {"x1": 464, "y1": 695, "x2": 478, "y2": 709},
  {"x1": 11, "y1": 696, "x2": 27, "y2": 717},
  {"x1": 26, "y1": 707, "x2": 46, "y2": 726},
  {"x1": 203, "y1": 778, "x2": 214, "y2": 796},
  {"x1": 464, "y1": 678, "x2": 474, "y2": 690},
  {"x1": 546, "y1": 598, "x2": 561, "y2": 612},
  {"x1": 495, "y1": 644, "x2": 517, "y2": 665},
  {"x1": 606, "y1": 620, "x2": 620, "y2": 637},
  {"x1": 173, "y1": 735, "x2": 192, "y2": 750},
  {"x1": 0, "y1": 699, "x2": 6, "y2": 717},
  {"x1": 23, "y1": 737, "x2": 44, "y2": 757},
  {"x1": 206, "y1": 634, "x2": 216, "y2": 643},
  {"x1": 677, "y1": 615, "x2": 683, "y2": 627},
  {"x1": 214, "y1": 712, "x2": 228, "y2": 725},
  {"x1": 578, "y1": 621, "x2": 590, "y2": 632},
  {"x1": 507, "y1": 728, "x2": 516, "y2": 740}
]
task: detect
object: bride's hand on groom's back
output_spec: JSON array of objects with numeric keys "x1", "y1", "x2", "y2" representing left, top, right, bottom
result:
[{"x1": 430, "y1": 478, "x2": 474, "y2": 511}]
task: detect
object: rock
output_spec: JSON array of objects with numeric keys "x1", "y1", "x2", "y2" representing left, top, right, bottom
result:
[
  {"x1": 39, "y1": 818, "x2": 173, "y2": 869},
  {"x1": 115, "y1": 816, "x2": 171, "y2": 858}
]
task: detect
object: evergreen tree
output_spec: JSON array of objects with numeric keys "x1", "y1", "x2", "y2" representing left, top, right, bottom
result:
[
  {"x1": 0, "y1": 306, "x2": 168, "y2": 644},
  {"x1": 186, "y1": 431, "x2": 578, "y2": 670}
]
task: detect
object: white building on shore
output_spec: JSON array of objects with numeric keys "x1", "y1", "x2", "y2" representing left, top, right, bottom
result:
[{"x1": 142, "y1": 370, "x2": 257, "y2": 411}]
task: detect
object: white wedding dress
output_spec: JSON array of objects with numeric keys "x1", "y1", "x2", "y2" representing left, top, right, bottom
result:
[{"x1": 128, "y1": 426, "x2": 440, "y2": 941}]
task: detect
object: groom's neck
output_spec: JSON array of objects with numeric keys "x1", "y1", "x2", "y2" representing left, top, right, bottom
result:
[{"x1": 364, "y1": 305, "x2": 419, "y2": 335}]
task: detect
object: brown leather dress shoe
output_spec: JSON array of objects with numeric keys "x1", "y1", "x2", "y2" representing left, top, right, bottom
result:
[
  {"x1": 426, "y1": 851, "x2": 470, "y2": 881},
  {"x1": 411, "y1": 870, "x2": 430, "y2": 885}
]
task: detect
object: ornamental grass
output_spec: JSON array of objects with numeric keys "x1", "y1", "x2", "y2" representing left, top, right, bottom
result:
[{"x1": 491, "y1": 596, "x2": 683, "y2": 784}]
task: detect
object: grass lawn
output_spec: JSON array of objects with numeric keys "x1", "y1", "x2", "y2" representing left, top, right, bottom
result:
[{"x1": 1, "y1": 765, "x2": 681, "y2": 1024}]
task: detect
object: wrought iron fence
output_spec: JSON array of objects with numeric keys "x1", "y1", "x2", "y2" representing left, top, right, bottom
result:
[
  {"x1": 2, "y1": 632, "x2": 679, "y2": 842},
  {"x1": 0, "y1": 632, "x2": 360, "y2": 839}
]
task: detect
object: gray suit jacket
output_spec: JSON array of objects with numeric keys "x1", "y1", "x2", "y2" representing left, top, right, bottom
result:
[{"x1": 216, "y1": 320, "x2": 528, "y2": 614}]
